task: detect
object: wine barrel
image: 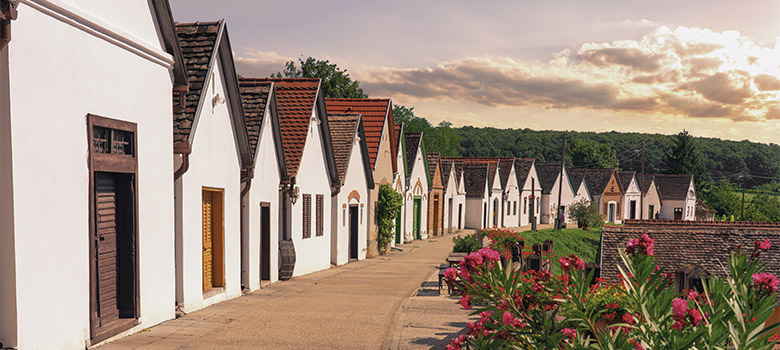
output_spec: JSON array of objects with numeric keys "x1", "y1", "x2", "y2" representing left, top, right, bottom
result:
[{"x1": 279, "y1": 240, "x2": 296, "y2": 280}]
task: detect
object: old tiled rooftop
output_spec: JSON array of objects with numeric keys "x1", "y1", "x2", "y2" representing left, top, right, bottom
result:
[
  {"x1": 325, "y1": 99, "x2": 394, "y2": 171},
  {"x1": 652, "y1": 174, "x2": 694, "y2": 200},
  {"x1": 237, "y1": 78, "x2": 272, "y2": 158},
  {"x1": 534, "y1": 162, "x2": 562, "y2": 194},
  {"x1": 404, "y1": 133, "x2": 422, "y2": 179},
  {"x1": 327, "y1": 113, "x2": 361, "y2": 183},
  {"x1": 173, "y1": 20, "x2": 222, "y2": 145},
  {"x1": 568, "y1": 168, "x2": 617, "y2": 195},
  {"x1": 463, "y1": 163, "x2": 489, "y2": 198}
]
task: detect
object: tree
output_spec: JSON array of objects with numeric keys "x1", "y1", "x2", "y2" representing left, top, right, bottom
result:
[
  {"x1": 273, "y1": 57, "x2": 368, "y2": 99},
  {"x1": 568, "y1": 139, "x2": 619, "y2": 169},
  {"x1": 700, "y1": 180, "x2": 740, "y2": 217},
  {"x1": 567, "y1": 199, "x2": 603, "y2": 230},
  {"x1": 393, "y1": 104, "x2": 461, "y2": 156},
  {"x1": 665, "y1": 130, "x2": 706, "y2": 186}
]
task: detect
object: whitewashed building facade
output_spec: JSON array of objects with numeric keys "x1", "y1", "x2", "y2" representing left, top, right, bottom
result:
[{"x1": 403, "y1": 132, "x2": 429, "y2": 240}]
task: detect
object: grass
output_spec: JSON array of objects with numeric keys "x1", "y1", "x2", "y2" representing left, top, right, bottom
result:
[{"x1": 514, "y1": 228, "x2": 601, "y2": 276}]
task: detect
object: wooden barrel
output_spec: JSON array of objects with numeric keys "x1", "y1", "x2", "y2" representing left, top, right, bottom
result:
[{"x1": 279, "y1": 240, "x2": 296, "y2": 280}]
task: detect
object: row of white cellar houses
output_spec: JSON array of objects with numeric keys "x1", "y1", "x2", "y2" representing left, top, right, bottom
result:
[{"x1": 0, "y1": 0, "x2": 700, "y2": 348}]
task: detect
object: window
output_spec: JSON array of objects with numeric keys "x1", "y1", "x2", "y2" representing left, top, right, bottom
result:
[
  {"x1": 524, "y1": 199, "x2": 527, "y2": 214},
  {"x1": 507, "y1": 201, "x2": 511, "y2": 213},
  {"x1": 513, "y1": 201, "x2": 517, "y2": 215},
  {"x1": 316, "y1": 194, "x2": 324, "y2": 236},
  {"x1": 536, "y1": 198, "x2": 540, "y2": 212},
  {"x1": 342, "y1": 207, "x2": 346, "y2": 227},
  {"x1": 302, "y1": 194, "x2": 311, "y2": 239}
]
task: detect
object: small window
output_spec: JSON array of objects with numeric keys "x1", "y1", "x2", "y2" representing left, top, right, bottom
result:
[
  {"x1": 524, "y1": 199, "x2": 527, "y2": 214},
  {"x1": 303, "y1": 194, "x2": 311, "y2": 239},
  {"x1": 92, "y1": 125, "x2": 134, "y2": 156},
  {"x1": 316, "y1": 194, "x2": 324, "y2": 236},
  {"x1": 514, "y1": 201, "x2": 517, "y2": 215}
]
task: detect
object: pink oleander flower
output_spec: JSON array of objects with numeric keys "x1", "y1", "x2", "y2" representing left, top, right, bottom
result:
[
  {"x1": 687, "y1": 290, "x2": 699, "y2": 300},
  {"x1": 479, "y1": 247, "x2": 502, "y2": 263},
  {"x1": 752, "y1": 272, "x2": 780, "y2": 296},
  {"x1": 757, "y1": 239, "x2": 771, "y2": 250},
  {"x1": 672, "y1": 298, "x2": 688, "y2": 318},
  {"x1": 444, "y1": 267, "x2": 458, "y2": 281},
  {"x1": 623, "y1": 313, "x2": 635, "y2": 325},
  {"x1": 688, "y1": 308, "x2": 703, "y2": 326},
  {"x1": 558, "y1": 254, "x2": 585, "y2": 273},
  {"x1": 561, "y1": 328, "x2": 576, "y2": 341},
  {"x1": 460, "y1": 294, "x2": 472, "y2": 310},
  {"x1": 672, "y1": 320, "x2": 684, "y2": 331},
  {"x1": 625, "y1": 233, "x2": 655, "y2": 256},
  {"x1": 531, "y1": 282, "x2": 543, "y2": 293},
  {"x1": 502, "y1": 311, "x2": 515, "y2": 326}
]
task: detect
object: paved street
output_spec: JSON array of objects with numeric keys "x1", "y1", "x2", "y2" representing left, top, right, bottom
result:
[{"x1": 99, "y1": 233, "x2": 469, "y2": 350}]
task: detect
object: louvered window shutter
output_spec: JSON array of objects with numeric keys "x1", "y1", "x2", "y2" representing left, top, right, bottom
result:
[
  {"x1": 303, "y1": 194, "x2": 311, "y2": 238},
  {"x1": 316, "y1": 194, "x2": 324, "y2": 236}
]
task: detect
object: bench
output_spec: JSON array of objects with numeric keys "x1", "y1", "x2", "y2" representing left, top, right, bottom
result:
[{"x1": 438, "y1": 263, "x2": 451, "y2": 294}]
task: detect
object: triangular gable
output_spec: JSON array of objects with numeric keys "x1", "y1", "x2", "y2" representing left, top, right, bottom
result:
[
  {"x1": 238, "y1": 79, "x2": 289, "y2": 181},
  {"x1": 327, "y1": 113, "x2": 375, "y2": 190},
  {"x1": 324, "y1": 98, "x2": 396, "y2": 173},
  {"x1": 173, "y1": 20, "x2": 251, "y2": 167}
]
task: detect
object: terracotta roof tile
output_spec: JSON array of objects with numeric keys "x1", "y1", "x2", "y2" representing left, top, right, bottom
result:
[
  {"x1": 327, "y1": 113, "x2": 361, "y2": 183},
  {"x1": 173, "y1": 20, "x2": 222, "y2": 144},
  {"x1": 442, "y1": 158, "x2": 506, "y2": 190},
  {"x1": 393, "y1": 123, "x2": 403, "y2": 154},
  {"x1": 239, "y1": 78, "x2": 320, "y2": 178},
  {"x1": 237, "y1": 78, "x2": 271, "y2": 158},
  {"x1": 325, "y1": 99, "x2": 394, "y2": 171}
]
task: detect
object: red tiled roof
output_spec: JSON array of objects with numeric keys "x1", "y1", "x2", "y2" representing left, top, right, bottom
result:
[
  {"x1": 393, "y1": 123, "x2": 403, "y2": 154},
  {"x1": 243, "y1": 78, "x2": 320, "y2": 178},
  {"x1": 325, "y1": 99, "x2": 395, "y2": 172}
]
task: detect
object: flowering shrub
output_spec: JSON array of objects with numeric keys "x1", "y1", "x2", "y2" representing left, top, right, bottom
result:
[
  {"x1": 444, "y1": 234, "x2": 780, "y2": 349},
  {"x1": 480, "y1": 228, "x2": 523, "y2": 259}
]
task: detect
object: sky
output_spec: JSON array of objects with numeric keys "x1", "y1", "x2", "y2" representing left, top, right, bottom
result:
[{"x1": 170, "y1": 0, "x2": 780, "y2": 144}]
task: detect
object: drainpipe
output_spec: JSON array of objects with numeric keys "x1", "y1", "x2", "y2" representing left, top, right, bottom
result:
[
  {"x1": 240, "y1": 166, "x2": 253, "y2": 197},
  {"x1": 173, "y1": 153, "x2": 189, "y2": 181}
]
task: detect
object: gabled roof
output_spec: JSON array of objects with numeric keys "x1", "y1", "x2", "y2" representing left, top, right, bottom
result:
[
  {"x1": 442, "y1": 158, "x2": 505, "y2": 190},
  {"x1": 652, "y1": 174, "x2": 695, "y2": 200},
  {"x1": 243, "y1": 78, "x2": 337, "y2": 183},
  {"x1": 568, "y1": 168, "x2": 619, "y2": 195},
  {"x1": 327, "y1": 113, "x2": 375, "y2": 189},
  {"x1": 454, "y1": 161, "x2": 465, "y2": 184},
  {"x1": 514, "y1": 158, "x2": 536, "y2": 187},
  {"x1": 173, "y1": 20, "x2": 251, "y2": 166},
  {"x1": 441, "y1": 160, "x2": 454, "y2": 188},
  {"x1": 463, "y1": 163, "x2": 489, "y2": 198},
  {"x1": 427, "y1": 152, "x2": 440, "y2": 185},
  {"x1": 324, "y1": 99, "x2": 396, "y2": 172},
  {"x1": 499, "y1": 158, "x2": 515, "y2": 188},
  {"x1": 572, "y1": 175, "x2": 593, "y2": 201},
  {"x1": 618, "y1": 171, "x2": 637, "y2": 193},
  {"x1": 404, "y1": 133, "x2": 422, "y2": 180},
  {"x1": 535, "y1": 162, "x2": 564, "y2": 194},
  {"x1": 638, "y1": 174, "x2": 656, "y2": 194},
  {"x1": 238, "y1": 79, "x2": 289, "y2": 181},
  {"x1": 393, "y1": 123, "x2": 403, "y2": 155}
]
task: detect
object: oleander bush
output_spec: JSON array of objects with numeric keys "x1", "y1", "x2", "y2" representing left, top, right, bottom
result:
[{"x1": 444, "y1": 235, "x2": 780, "y2": 349}]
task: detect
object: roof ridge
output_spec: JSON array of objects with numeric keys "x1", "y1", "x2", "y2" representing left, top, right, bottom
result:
[
  {"x1": 325, "y1": 98, "x2": 390, "y2": 102},
  {"x1": 174, "y1": 19, "x2": 223, "y2": 27}
]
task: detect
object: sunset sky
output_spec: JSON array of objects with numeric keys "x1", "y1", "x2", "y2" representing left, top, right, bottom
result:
[{"x1": 170, "y1": 0, "x2": 780, "y2": 144}]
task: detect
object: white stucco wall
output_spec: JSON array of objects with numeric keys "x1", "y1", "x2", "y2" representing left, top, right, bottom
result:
[
  {"x1": 465, "y1": 196, "x2": 487, "y2": 229},
  {"x1": 393, "y1": 145, "x2": 406, "y2": 246},
  {"x1": 175, "y1": 56, "x2": 243, "y2": 313},
  {"x1": 502, "y1": 166, "x2": 520, "y2": 227},
  {"x1": 519, "y1": 167, "x2": 542, "y2": 227},
  {"x1": 540, "y1": 170, "x2": 577, "y2": 224},
  {"x1": 443, "y1": 168, "x2": 458, "y2": 233},
  {"x1": 574, "y1": 181, "x2": 591, "y2": 204},
  {"x1": 403, "y1": 147, "x2": 429, "y2": 241},
  {"x1": 488, "y1": 171, "x2": 503, "y2": 228},
  {"x1": 1, "y1": 2, "x2": 176, "y2": 348},
  {"x1": 622, "y1": 176, "x2": 642, "y2": 220},
  {"x1": 659, "y1": 181, "x2": 696, "y2": 221},
  {"x1": 290, "y1": 110, "x2": 333, "y2": 276},
  {"x1": 331, "y1": 138, "x2": 369, "y2": 265},
  {"x1": 242, "y1": 104, "x2": 282, "y2": 291}
]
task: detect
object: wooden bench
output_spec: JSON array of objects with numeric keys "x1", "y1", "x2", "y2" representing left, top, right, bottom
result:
[{"x1": 447, "y1": 252, "x2": 467, "y2": 266}]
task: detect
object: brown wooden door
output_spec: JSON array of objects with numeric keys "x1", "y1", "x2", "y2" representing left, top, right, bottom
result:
[
  {"x1": 96, "y1": 173, "x2": 119, "y2": 325},
  {"x1": 203, "y1": 191, "x2": 214, "y2": 291}
]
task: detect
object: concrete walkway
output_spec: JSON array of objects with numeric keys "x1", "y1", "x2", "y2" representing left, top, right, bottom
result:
[{"x1": 98, "y1": 233, "x2": 465, "y2": 350}]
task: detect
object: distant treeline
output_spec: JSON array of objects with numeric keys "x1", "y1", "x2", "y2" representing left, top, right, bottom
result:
[{"x1": 403, "y1": 119, "x2": 780, "y2": 188}]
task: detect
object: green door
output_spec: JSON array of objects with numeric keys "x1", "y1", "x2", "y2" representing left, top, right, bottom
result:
[
  {"x1": 413, "y1": 197, "x2": 422, "y2": 240},
  {"x1": 395, "y1": 210, "x2": 402, "y2": 244}
]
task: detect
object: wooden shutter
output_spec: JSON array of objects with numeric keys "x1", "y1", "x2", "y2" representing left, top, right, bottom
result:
[
  {"x1": 96, "y1": 173, "x2": 119, "y2": 325},
  {"x1": 303, "y1": 194, "x2": 311, "y2": 239},
  {"x1": 203, "y1": 191, "x2": 214, "y2": 290},
  {"x1": 316, "y1": 194, "x2": 324, "y2": 236}
]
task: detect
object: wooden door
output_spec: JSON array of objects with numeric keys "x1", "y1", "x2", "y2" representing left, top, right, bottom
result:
[
  {"x1": 395, "y1": 211, "x2": 401, "y2": 244},
  {"x1": 96, "y1": 173, "x2": 119, "y2": 325},
  {"x1": 630, "y1": 200, "x2": 637, "y2": 219},
  {"x1": 349, "y1": 206, "x2": 359, "y2": 259},
  {"x1": 433, "y1": 195, "x2": 440, "y2": 236},
  {"x1": 202, "y1": 189, "x2": 225, "y2": 291},
  {"x1": 203, "y1": 191, "x2": 214, "y2": 291},
  {"x1": 458, "y1": 204, "x2": 462, "y2": 229},
  {"x1": 260, "y1": 205, "x2": 271, "y2": 281}
]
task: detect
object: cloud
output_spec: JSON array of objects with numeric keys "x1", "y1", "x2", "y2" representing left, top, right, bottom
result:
[
  {"x1": 233, "y1": 50, "x2": 292, "y2": 77},
  {"x1": 355, "y1": 26, "x2": 780, "y2": 122}
]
